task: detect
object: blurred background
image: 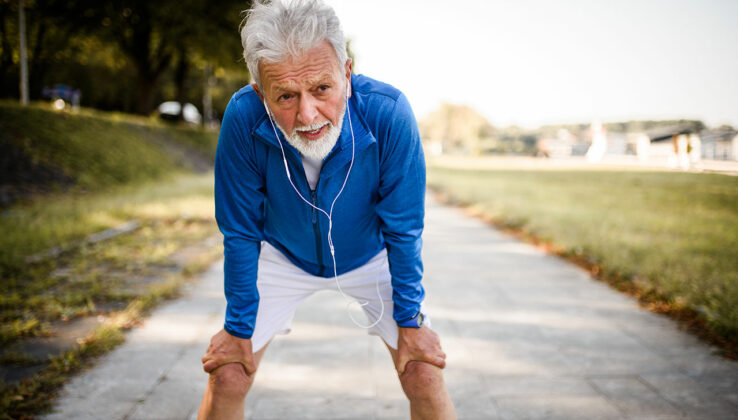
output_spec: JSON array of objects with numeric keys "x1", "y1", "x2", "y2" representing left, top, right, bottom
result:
[
  {"x1": 0, "y1": 1, "x2": 736, "y2": 418},
  {"x1": 3, "y1": 0, "x2": 736, "y2": 164},
  {"x1": 0, "y1": 0, "x2": 250, "y2": 122},
  {"x1": 327, "y1": 0, "x2": 738, "y2": 167}
]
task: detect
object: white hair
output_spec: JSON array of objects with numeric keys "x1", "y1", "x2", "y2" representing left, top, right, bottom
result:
[{"x1": 241, "y1": 0, "x2": 349, "y2": 90}]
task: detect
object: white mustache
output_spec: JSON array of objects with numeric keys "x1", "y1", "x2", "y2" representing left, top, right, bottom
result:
[{"x1": 294, "y1": 121, "x2": 330, "y2": 134}]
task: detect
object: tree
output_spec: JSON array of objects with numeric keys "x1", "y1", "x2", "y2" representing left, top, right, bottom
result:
[
  {"x1": 419, "y1": 103, "x2": 496, "y2": 155},
  {"x1": 0, "y1": 0, "x2": 250, "y2": 115},
  {"x1": 88, "y1": 0, "x2": 248, "y2": 114},
  {"x1": 1, "y1": 0, "x2": 98, "y2": 99}
]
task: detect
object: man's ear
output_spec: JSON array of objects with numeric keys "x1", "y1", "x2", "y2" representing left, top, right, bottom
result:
[
  {"x1": 252, "y1": 83, "x2": 264, "y2": 101},
  {"x1": 344, "y1": 59, "x2": 352, "y2": 97}
]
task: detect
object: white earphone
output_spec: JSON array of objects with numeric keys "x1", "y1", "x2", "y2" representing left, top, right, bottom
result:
[{"x1": 262, "y1": 81, "x2": 384, "y2": 329}]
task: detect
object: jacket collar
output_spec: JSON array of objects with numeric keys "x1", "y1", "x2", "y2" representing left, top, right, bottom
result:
[{"x1": 252, "y1": 96, "x2": 376, "y2": 179}]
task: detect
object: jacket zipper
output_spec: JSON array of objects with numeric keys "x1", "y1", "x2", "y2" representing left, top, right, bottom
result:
[{"x1": 310, "y1": 189, "x2": 326, "y2": 276}]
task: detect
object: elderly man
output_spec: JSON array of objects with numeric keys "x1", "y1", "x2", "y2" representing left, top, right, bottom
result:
[{"x1": 198, "y1": 1, "x2": 456, "y2": 419}]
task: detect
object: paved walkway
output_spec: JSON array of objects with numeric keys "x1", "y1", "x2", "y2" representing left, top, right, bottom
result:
[{"x1": 43, "y1": 198, "x2": 738, "y2": 419}]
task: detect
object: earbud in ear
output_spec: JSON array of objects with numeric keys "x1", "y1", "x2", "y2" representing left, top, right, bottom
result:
[{"x1": 346, "y1": 84, "x2": 350, "y2": 97}]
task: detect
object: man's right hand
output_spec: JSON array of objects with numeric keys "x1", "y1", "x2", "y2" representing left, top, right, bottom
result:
[{"x1": 201, "y1": 328, "x2": 256, "y2": 376}]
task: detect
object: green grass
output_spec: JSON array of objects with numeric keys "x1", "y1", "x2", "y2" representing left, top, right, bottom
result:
[
  {"x1": 0, "y1": 102, "x2": 220, "y2": 338},
  {"x1": 0, "y1": 172, "x2": 223, "y2": 418},
  {"x1": 0, "y1": 100, "x2": 219, "y2": 277},
  {"x1": 0, "y1": 172, "x2": 219, "y2": 339},
  {"x1": 0, "y1": 104, "x2": 224, "y2": 418},
  {"x1": 427, "y1": 164, "x2": 738, "y2": 342},
  {"x1": 0, "y1": 100, "x2": 217, "y2": 191},
  {"x1": 0, "y1": 172, "x2": 217, "y2": 276}
]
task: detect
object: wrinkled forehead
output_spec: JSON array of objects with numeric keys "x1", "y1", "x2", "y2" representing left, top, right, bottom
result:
[{"x1": 258, "y1": 41, "x2": 344, "y2": 92}]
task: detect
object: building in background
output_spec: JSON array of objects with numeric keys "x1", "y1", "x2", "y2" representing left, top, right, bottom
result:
[
  {"x1": 538, "y1": 128, "x2": 589, "y2": 158},
  {"x1": 700, "y1": 129, "x2": 738, "y2": 161},
  {"x1": 643, "y1": 124, "x2": 703, "y2": 170}
]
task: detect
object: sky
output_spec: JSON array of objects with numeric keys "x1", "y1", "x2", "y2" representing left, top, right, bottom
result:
[{"x1": 324, "y1": 0, "x2": 738, "y2": 128}]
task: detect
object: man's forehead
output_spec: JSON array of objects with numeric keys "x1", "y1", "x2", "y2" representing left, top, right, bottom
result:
[
  {"x1": 269, "y1": 73, "x2": 336, "y2": 92},
  {"x1": 259, "y1": 41, "x2": 342, "y2": 90}
]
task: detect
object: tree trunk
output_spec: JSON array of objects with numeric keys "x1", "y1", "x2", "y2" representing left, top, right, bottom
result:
[
  {"x1": 136, "y1": 74, "x2": 157, "y2": 115},
  {"x1": 202, "y1": 63, "x2": 213, "y2": 126},
  {"x1": 174, "y1": 44, "x2": 188, "y2": 121},
  {"x1": 18, "y1": 0, "x2": 28, "y2": 105},
  {"x1": 28, "y1": 20, "x2": 46, "y2": 100},
  {"x1": 122, "y1": 7, "x2": 172, "y2": 115}
]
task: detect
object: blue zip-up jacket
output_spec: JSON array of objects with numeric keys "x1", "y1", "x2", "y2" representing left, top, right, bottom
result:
[{"x1": 215, "y1": 74, "x2": 426, "y2": 339}]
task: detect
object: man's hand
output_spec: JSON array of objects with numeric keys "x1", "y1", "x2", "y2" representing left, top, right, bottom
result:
[
  {"x1": 201, "y1": 328, "x2": 256, "y2": 376},
  {"x1": 395, "y1": 326, "x2": 446, "y2": 375}
]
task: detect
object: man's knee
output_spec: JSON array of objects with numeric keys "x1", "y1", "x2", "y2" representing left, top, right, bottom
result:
[
  {"x1": 399, "y1": 361, "x2": 445, "y2": 401},
  {"x1": 208, "y1": 362, "x2": 254, "y2": 400}
]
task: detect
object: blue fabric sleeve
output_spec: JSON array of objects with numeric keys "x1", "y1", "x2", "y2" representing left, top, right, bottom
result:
[
  {"x1": 214, "y1": 97, "x2": 266, "y2": 339},
  {"x1": 375, "y1": 93, "x2": 427, "y2": 323}
]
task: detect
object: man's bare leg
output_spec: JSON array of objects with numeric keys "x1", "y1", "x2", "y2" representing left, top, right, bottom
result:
[
  {"x1": 386, "y1": 343, "x2": 457, "y2": 420},
  {"x1": 197, "y1": 342, "x2": 270, "y2": 420}
]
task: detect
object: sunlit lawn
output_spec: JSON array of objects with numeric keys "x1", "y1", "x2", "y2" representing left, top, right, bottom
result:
[
  {"x1": 0, "y1": 101, "x2": 222, "y2": 416},
  {"x1": 0, "y1": 171, "x2": 222, "y2": 416},
  {"x1": 0, "y1": 172, "x2": 219, "y2": 342},
  {"x1": 427, "y1": 161, "x2": 738, "y2": 341}
]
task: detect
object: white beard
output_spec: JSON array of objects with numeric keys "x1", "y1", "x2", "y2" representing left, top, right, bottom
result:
[{"x1": 276, "y1": 99, "x2": 346, "y2": 160}]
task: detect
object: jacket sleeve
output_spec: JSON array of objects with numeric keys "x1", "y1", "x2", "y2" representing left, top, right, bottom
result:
[
  {"x1": 214, "y1": 97, "x2": 266, "y2": 339},
  {"x1": 375, "y1": 93, "x2": 426, "y2": 323}
]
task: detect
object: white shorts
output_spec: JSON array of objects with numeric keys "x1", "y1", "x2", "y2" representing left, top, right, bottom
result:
[{"x1": 250, "y1": 242, "x2": 428, "y2": 352}]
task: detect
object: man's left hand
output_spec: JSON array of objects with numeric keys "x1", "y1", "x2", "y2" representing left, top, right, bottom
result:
[{"x1": 395, "y1": 325, "x2": 446, "y2": 375}]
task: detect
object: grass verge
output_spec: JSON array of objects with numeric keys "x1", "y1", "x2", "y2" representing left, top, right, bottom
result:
[
  {"x1": 0, "y1": 100, "x2": 217, "y2": 206},
  {"x1": 0, "y1": 103, "x2": 223, "y2": 418},
  {"x1": 1, "y1": 172, "x2": 219, "y2": 341},
  {"x1": 1, "y1": 324, "x2": 124, "y2": 419},
  {"x1": 427, "y1": 163, "x2": 738, "y2": 356},
  {"x1": 0, "y1": 172, "x2": 223, "y2": 418}
]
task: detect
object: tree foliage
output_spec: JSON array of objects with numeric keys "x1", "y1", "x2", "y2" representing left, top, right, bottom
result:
[
  {"x1": 419, "y1": 103, "x2": 496, "y2": 154},
  {"x1": 0, "y1": 0, "x2": 252, "y2": 116}
]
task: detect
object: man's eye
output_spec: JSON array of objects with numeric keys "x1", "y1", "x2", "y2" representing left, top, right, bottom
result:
[
  {"x1": 278, "y1": 94, "x2": 292, "y2": 101},
  {"x1": 317, "y1": 85, "x2": 329, "y2": 91}
]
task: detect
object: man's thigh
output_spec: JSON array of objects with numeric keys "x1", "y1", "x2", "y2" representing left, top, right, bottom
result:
[
  {"x1": 331, "y1": 249, "x2": 431, "y2": 350},
  {"x1": 251, "y1": 242, "x2": 325, "y2": 351}
]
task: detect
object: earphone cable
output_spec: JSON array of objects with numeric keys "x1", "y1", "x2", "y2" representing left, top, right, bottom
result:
[{"x1": 264, "y1": 89, "x2": 384, "y2": 329}]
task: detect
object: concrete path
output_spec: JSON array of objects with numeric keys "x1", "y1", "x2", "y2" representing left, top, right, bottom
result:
[{"x1": 43, "y1": 198, "x2": 738, "y2": 419}]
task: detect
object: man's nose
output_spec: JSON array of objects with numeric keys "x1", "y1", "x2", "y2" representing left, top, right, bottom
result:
[{"x1": 296, "y1": 94, "x2": 319, "y2": 126}]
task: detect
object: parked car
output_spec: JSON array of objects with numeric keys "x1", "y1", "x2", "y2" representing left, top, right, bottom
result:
[{"x1": 157, "y1": 101, "x2": 202, "y2": 125}]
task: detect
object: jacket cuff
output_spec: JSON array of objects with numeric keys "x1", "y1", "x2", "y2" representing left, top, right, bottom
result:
[
  {"x1": 223, "y1": 323, "x2": 253, "y2": 340},
  {"x1": 393, "y1": 303, "x2": 422, "y2": 324}
]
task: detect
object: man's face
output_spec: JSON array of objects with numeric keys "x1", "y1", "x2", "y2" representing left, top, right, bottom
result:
[{"x1": 257, "y1": 41, "x2": 351, "y2": 159}]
